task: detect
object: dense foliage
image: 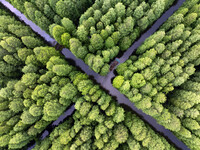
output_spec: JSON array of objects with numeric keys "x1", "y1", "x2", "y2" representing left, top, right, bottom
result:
[
  {"x1": 50, "y1": 0, "x2": 176, "y2": 75},
  {"x1": 7, "y1": 0, "x2": 95, "y2": 32},
  {"x1": 113, "y1": 0, "x2": 200, "y2": 149},
  {"x1": 167, "y1": 71, "x2": 200, "y2": 150},
  {"x1": 0, "y1": 6, "x2": 78, "y2": 149},
  {"x1": 2, "y1": 0, "x2": 200, "y2": 149},
  {"x1": 0, "y1": 46, "x2": 81, "y2": 149},
  {"x1": 33, "y1": 96, "x2": 175, "y2": 150},
  {"x1": 7, "y1": 0, "x2": 176, "y2": 75},
  {"x1": 0, "y1": 4, "x2": 176, "y2": 149},
  {"x1": 0, "y1": 6, "x2": 45, "y2": 88}
]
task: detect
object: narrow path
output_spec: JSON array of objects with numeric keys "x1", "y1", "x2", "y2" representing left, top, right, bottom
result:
[
  {"x1": 40, "y1": 105, "x2": 75, "y2": 139},
  {"x1": 26, "y1": 105, "x2": 75, "y2": 150},
  {"x1": 0, "y1": 0, "x2": 189, "y2": 149},
  {"x1": 118, "y1": 0, "x2": 186, "y2": 64}
]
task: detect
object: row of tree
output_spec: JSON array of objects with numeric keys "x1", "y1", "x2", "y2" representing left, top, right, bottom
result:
[
  {"x1": 51, "y1": 0, "x2": 176, "y2": 75},
  {"x1": 0, "y1": 6, "x2": 80, "y2": 149},
  {"x1": 112, "y1": 0, "x2": 200, "y2": 149},
  {"x1": 0, "y1": 5, "x2": 45, "y2": 88},
  {"x1": 168, "y1": 71, "x2": 200, "y2": 150},
  {"x1": 0, "y1": 47, "x2": 82, "y2": 149},
  {"x1": 7, "y1": 0, "x2": 176, "y2": 75},
  {"x1": 7, "y1": 0, "x2": 94, "y2": 33},
  {"x1": 32, "y1": 89, "x2": 175, "y2": 150}
]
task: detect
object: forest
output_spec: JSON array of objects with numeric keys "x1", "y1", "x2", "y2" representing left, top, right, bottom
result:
[
  {"x1": 113, "y1": 0, "x2": 200, "y2": 149},
  {"x1": 0, "y1": 0, "x2": 200, "y2": 150},
  {"x1": 7, "y1": 0, "x2": 176, "y2": 75}
]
